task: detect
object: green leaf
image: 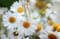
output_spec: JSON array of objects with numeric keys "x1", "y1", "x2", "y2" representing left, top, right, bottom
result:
[
  {"x1": 4, "y1": 27, "x2": 8, "y2": 36},
  {"x1": 38, "y1": 10, "x2": 46, "y2": 17},
  {"x1": 0, "y1": 15, "x2": 2, "y2": 22},
  {"x1": 29, "y1": 35, "x2": 40, "y2": 39}
]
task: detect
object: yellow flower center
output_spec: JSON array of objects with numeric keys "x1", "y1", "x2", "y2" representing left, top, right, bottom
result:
[
  {"x1": 53, "y1": 24, "x2": 60, "y2": 31},
  {"x1": 36, "y1": 24, "x2": 42, "y2": 32},
  {"x1": 41, "y1": 4, "x2": 47, "y2": 10},
  {"x1": 35, "y1": 1, "x2": 47, "y2": 10},
  {"x1": 56, "y1": 26, "x2": 60, "y2": 32},
  {"x1": 13, "y1": 31, "x2": 19, "y2": 36},
  {"x1": 17, "y1": 7, "x2": 23, "y2": 13},
  {"x1": 35, "y1": 1, "x2": 42, "y2": 7},
  {"x1": 49, "y1": 21, "x2": 54, "y2": 26},
  {"x1": 23, "y1": 21, "x2": 30, "y2": 28},
  {"x1": 48, "y1": 34, "x2": 57, "y2": 39},
  {"x1": 9, "y1": 17, "x2": 16, "y2": 23}
]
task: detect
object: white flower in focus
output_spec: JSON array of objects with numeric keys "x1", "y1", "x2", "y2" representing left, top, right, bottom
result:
[
  {"x1": 8, "y1": 27, "x2": 24, "y2": 39},
  {"x1": 2, "y1": 11, "x2": 21, "y2": 29},
  {"x1": 18, "y1": 19, "x2": 37, "y2": 36},
  {"x1": 10, "y1": 1, "x2": 24, "y2": 15}
]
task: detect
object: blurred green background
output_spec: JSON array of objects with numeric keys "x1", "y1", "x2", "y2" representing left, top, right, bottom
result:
[{"x1": 0, "y1": 0, "x2": 18, "y2": 8}]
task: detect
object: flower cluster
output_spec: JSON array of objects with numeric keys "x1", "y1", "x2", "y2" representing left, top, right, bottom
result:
[{"x1": 2, "y1": 0, "x2": 60, "y2": 39}]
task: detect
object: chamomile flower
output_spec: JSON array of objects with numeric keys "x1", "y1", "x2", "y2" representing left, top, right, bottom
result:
[
  {"x1": 10, "y1": 1, "x2": 24, "y2": 15},
  {"x1": 8, "y1": 27, "x2": 24, "y2": 39},
  {"x1": 18, "y1": 19, "x2": 37, "y2": 36},
  {"x1": 39, "y1": 28, "x2": 60, "y2": 39},
  {"x1": 2, "y1": 11, "x2": 21, "y2": 29}
]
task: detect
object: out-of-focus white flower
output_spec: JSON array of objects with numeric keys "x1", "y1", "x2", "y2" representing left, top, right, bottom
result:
[
  {"x1": 50, "y1": 2, "x2": 60, "y2": 13},
  {"x1": 0, "y1": 8, "x2": 8, "y2": 15},
  {"x1": 44, "y1": 26, "x2": 53, "y2": 32},
  {"x1": 49, "y1": 1, "x2": 60, "y2": 24},
  {"x1": 50, "y1": 0, "x2": 60, "y2": 2},
  {"x1": 39, "y1": 28, "x2": 60, "y2": 39},
  {"x1": 30, "y1": 11, "x2": 41, "y2": 24},
  {"x1": 50, "y1": 13, "x2": 60, "y2": 24},
  {"x1": 45, "y1": 9, "x2": 52, "y2": 17},
  {"x1": 30, "y1": 0, "x2": 36, "y2": 4},
  {"x1": 47, "y1": 3, "x2": 52, "y2": 8},
  {"x1": 46, "y1": 2, "x2": 60, "y2": 18},
  {"x1": 28, "y1": 0, "x2": 37, "y2": 11}
]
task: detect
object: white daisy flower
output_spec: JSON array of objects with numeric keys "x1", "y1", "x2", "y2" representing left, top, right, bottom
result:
[
  {"x1": 30, "y1": 11, "x2": 41, "y2": 24},
  {"x1": 18, "y1": 19, "x2": 37, "y2": 36},
  {"x1": 2, "y1": 11, "x2": 22, "y2": 29},
  {"x1": 8, "y1": 27, "x2": 24, "y2": 39},
  {"x1": 39, "y1": 29, "x2": 60, "y2": 39},
  {"x1": 10, "y1": 1, "x2": 24, "y2": 15}
]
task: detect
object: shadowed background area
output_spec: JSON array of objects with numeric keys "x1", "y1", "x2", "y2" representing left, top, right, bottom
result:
[{"x1": 0, "y1": 0, "x2": 17, "y2": 8}]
